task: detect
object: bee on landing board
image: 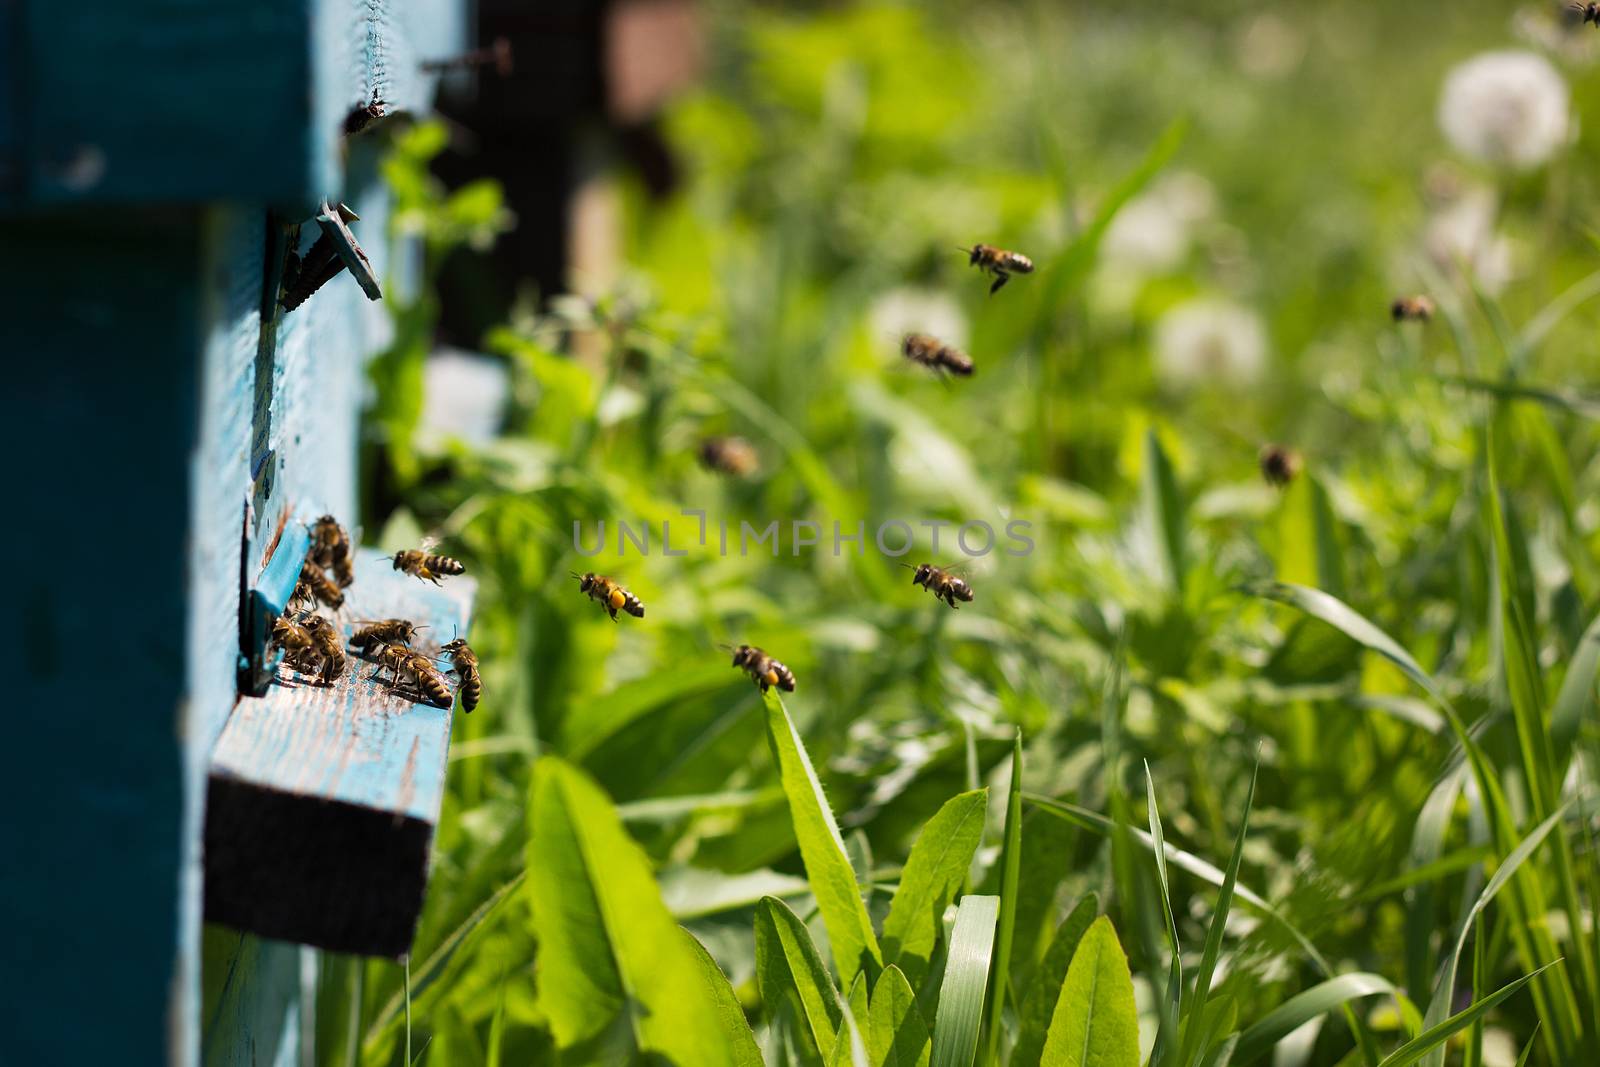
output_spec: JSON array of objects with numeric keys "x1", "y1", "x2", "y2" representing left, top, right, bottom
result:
[
  {"x1": 907, "y1": 562, "x2": 976, "y2": 609},
  {"x1": 351, "y1": 618, "x2": 423, "y2": 652},
  {"x1": 698, "y1": 435, "x2": 760, "y2": 477},
  {"x1": 573, "y1": 573, "x2": 645, "y2": 621},
  {"x1": 298, "y1": 560, "x2": 345, "y2": 610},
  {"x1": 729, "y1": 644, "x2": 796, "y2": 693},
  {"x1": 392, "y1": 540, "x2": 465, "y2": 585},
  {"x1": 962, "y1": 243, "x2": 1034, "y2": 294},
  {"x1": 371, "y1": 642, "x2": 452, "y2": 707},
  {"x1": 1390, "y1": 295, "x2": 1435, "y2": 322},
  {"x1": 440, "y1": 638, "x2": 481, "y2": 713},
  {"x1": 271, "y1": 614, "x2": 316, "y2": 670},
  {"x1": 902, "y1": 333, "x2": 974, "y2": 378},
  {"x1": 1259, "y1": 444, "x2": 1301, "y2": 488},
  {"x1": 299, "y1": 614, "x2": 347, "y2": 684},
  {"x1": 309, "y1": 515, "x2": 354, "y2": 588}
]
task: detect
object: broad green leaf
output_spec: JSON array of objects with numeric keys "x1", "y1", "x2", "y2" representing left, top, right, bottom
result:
[
  {"x1": 686, "y1": 930, "x2": 765, "y2": 1067},
  {"x1": 831, "y1": 975, "x2": 872, "y2": 1067},
  {"x1": 525, "y1": 757, "x2": 739, "y2": 1066},
  {"x1": 757, "y1": 895, "x2": 844, "y2": 1064},
  {"x1": 929, "y1": 895, "x2": 1000, "y2": 1067},
  {"x1": 1012, "y1": 896, "x2": 1100, "y2": 1067},
  {"x1": 1040, "y1": 916, "x2": 1140, "y2": 1067},
  {"x1": 1380, "y1": 964, "x2": 1559, "y2": 1067},
  {"x1": 985, "y1": 731, "x2": 1024, "y2": 1067},
  {"x1": 1233, "y1": 974, "x2": 1400, "y2": 1065},
  {"x1": 870, "y1": 965, "x2": 932, "y2": 1067},
  {"x1": 765, "y1": 691, "x2": 884, "y2": 985},
  {"x1": 1143, "y1": 428, "x2": 1187, "y2": 595},
  {"x1": 1181, "y1": 763, "x2": 1258, "y2": 1067},
  {"x1": 882, "y1": 788, "x2": 989, "y2": 988}
]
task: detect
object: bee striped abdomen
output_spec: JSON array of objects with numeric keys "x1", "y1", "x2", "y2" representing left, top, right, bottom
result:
[
  {"x1": 351, "y1": 618, "x2": 419, "y2": 650},
  {"x1": 441, "y1": 639, "x2": 482, "y2": 713},
  {"x1": 299, "y1": 561, "x2": 344, "y2": 609},
  {"x1": 902, "y1": 333, "x2": 974, "y2": 378}
]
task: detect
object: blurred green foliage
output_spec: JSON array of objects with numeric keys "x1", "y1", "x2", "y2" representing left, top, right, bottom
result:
[{"x1": 325, "y1": 2, "x2": 1600, "y2": 1065}]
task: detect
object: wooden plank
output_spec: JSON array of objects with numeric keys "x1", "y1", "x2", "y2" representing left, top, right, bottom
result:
[
  {"x1": 205, "y1": 549, "x2": 475, "y2": 957},
  {"x1": 242, "y1": 514, "x2": 314, "y2": 696}
]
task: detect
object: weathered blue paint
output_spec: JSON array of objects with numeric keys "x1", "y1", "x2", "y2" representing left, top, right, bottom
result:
[
  {"x1": 243, "y1": 518, "x2": 313, "y2": 696},
  {"x1": 4, "y1": 3, "x2": 467, "y2": 1063}
]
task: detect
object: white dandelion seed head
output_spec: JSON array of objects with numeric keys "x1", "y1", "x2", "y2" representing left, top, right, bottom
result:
[
  {"x1": 1102, "y1": 171, "x2": 1217, "y2": 275},
  {"x1": 1438, "y1": 50, "x2": 1570, "y2": 170},
  {"x1": 869, "y1": 287, "x2": 968, "y2": 348},
  {"x1": 1423, "y1": 184, "x2": 1515, "y2": 294},
  {"x1": 1154, "y1": 299, "x2": 1269, "y2": 389}
]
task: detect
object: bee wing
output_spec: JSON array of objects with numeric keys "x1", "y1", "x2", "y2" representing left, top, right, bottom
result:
[{"x1": 418, "y1": 533, "x2": 442, "y2": 552}]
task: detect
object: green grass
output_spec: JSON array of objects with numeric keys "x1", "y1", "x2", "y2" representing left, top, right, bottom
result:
[{"x1": 330, "y1": 1, "x2": 1600, "y2": 1064}]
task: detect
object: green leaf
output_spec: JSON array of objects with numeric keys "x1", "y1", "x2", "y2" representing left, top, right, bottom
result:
[
  {"x1": 1419, "y1": 803, "x2": 1570, "y2": 1067},
  {"x1": 870, "y1": 965, "x2": 933, "y2": 1067},
  {"x1": 1143, "y1": 428, "x2": 1187, "y2": 595},
  {"x1": 1181, "y1": 763, "x2": 1258, "y2": 1067},
  {"x1": 1379, "y1": 963, "x2": 1560, "y2": 1067},
  {"x1": 525, "y1": 757, "x2": 741, "y2": 1065},
  {"x1": 929, "y1": 895, "x2": 1000, "y2": 1067},
  {"x1": 687, "y1": 930, "x2": 765, "y2": 1067},
  {"x1": 765, "y1": 691, "x2": 884, "y2": 985},
  {"x1": 1145, "y1": 762, "x2": 1183, "y2": 1060},
  {"x1": 1233, "y1": 974, "x2": 1401, "y2": 1065},
  {"x1": 1040, "y1": 916, "x2": 1140, "y2": 1067},
  {"x1": 985, "y1": 731, "x2": 1025, "y2": 1066},
  {"x1": 1012, "y1": 895, "x2": 1100, "y2": 1067},
  {"x1": 1550, "y1": 607, "x2": 1600, "y2": 771},
  {"x1": 757, "y1": 895, "x2": 844, "y2": 1064},
  {"x1": 882, "y1": 788, "x2": 989, "y2": 988},
  {"x1": 831, "y1": 975, "x2": 873, "y2": 1067},
  {"x1": 1245, "y1": 582, "x2": 1441, "y2": 702}
]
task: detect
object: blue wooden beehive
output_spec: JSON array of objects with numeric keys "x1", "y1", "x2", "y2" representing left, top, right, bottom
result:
[{"x1": 2, "y1": 2, "x2": 469, "y2": 1063}]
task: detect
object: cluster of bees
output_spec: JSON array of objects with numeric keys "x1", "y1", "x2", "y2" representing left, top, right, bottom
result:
[{"x1": 268, "y1": 516, "x2": 480, "y2": 713}]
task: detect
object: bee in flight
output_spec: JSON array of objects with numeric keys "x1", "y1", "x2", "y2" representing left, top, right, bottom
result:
[
  {"x1": 962, "y1": 243, "x2": 1034, "y2": 294},
  {"x1": 351, "y1": 618, "x2": 423, "y2": 652},
  {"x1": 309, "y1": 515, "x2": 354, "y2": 588},
  {"x1": 698, "y1": 435, "x2": 760, "y2": 477},
  {"x1": 729, "y1": 644, "x2": 796, "y2": 693},
  {"x1": 440, "y1": 638, "x2": 481, "y2": 713},
  {"x1": 902, "y1": 333, "x2": 974, "y2": 378},
  {"x1": 297, "y1": 560, "x2": 344, "y2": 610},
  {"x1": 1258, "y1": 444, "x2": 1301, "y2": 488},
  {"x1": 573, "y1": 572, "x2": 645, "y2": 621},
  {"x1": 392, "y1": 539, "x2": 466, "y2": 585},
  {"x1": 1570, "y1": 2, "x2": 1599, "y2": 27},
  {"x1": 1390, "y1": 295, "x2": 1435, "y2": 322},
  {"x1": 907, "y1": 562, "x2": 975, "y2": 609}
]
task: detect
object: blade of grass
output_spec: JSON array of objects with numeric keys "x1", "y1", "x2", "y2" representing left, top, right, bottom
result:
[
  {"x1": 1144, "y1": 762, "x2": 1184, "y2": 1066},
  {"x1": 1232, "y1": 974, "x2": 1404, "y2": 1066},
  {"x1": 984, "y1": 730, "x2": 1024, "y2": 1067},
  {"x1": 1550, "y1": 607, "x2": 1600, "y2": 772},
  {"x1": 930, "y1": 895, "x2": 1001, "y2": 1067},
  {"x1": 1380, "y1": 963, "x2": 1560, "y2": 1067},
  {"x1": 1180, "y1": 762, "x2": 1259, "y2": 1067}
]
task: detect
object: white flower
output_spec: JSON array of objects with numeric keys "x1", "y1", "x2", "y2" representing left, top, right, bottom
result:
[
  {"x1": 1438, "y1": 50, "x2": 1570, "y2": 170},
  {"x1": 869, "y1": 287, "x2": 968, "y2": 348},
  {"x1": 1423, "y1": 184, "x2": 1514, "y2": 294},
  {"x1": 1154, "y1": 299, "x2": 1268, "y2": 389},
  {"x1": 1102, "y1": 172, "x2": 1216, "y2": 275}
]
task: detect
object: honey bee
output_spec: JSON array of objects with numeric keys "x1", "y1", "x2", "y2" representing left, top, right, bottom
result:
[
  {"x1": 573, "y1": 572, "x2": 645, "y2": 621},
  {"x1": 1390, "y1": 295, "x2": 1435, "y2": 322},
  {"x1": 298, "y1": 560, "x2": 344, "y2": 609},
  {"x1": 271, "y1": 614, "x2": 316, "y2": 668},
  {"x1": 300, "y1": 614, "x2": 347, "y2": 684},
  {"x1": 729, "y1": 644, "x2": 796, "y2": 693},
  {"x1": 392, "y1": 543, "x2": 465, "y2": 585},
  {"x1": 343, "y1": 96, "x2": 389, "y2": 136},
  {"x1": 962, "y1": 243, "x2": 1034, "y2": 294},
  {"x1": 309, "y1": 515, "x2": 354, "y2": 588},
  {"x1": 440, "y1": 638, "x2": 481, "y2": 713},
  {"x1": 908, "y1": 562, "x2": 975, "y2": 609},
  {"x1": 698, "y1": 436, "x2": 760, "y2": 477},
  {"x1": 1570, "y1": 2, "x2": 1599, "y2": 27},
  {"x1": 351, "y1": 618, "x2": 423, "y2": 651},
  {"x1": 370, "y1": 643, "x2": 453, "y2": 707},
  {"x1": 1259, "y1": 444, "x2": 1301, "y2": 488},
  {"x1": 902, "y1": 333, "x2": 974, "y2": 378}
]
